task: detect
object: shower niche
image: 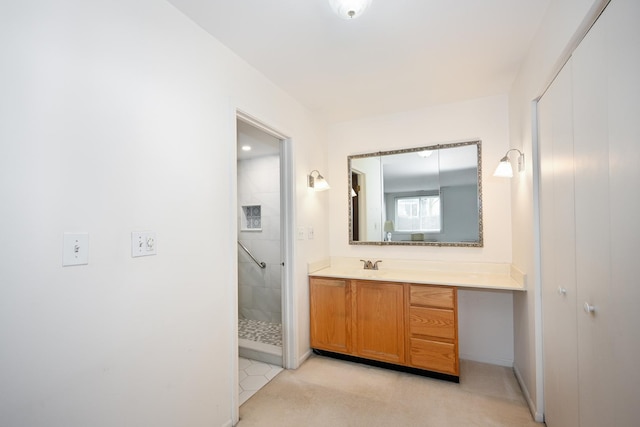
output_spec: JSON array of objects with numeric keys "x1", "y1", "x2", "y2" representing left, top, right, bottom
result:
[{"x1": 241, "y1": 205, "x2": 262, "y2": 231}]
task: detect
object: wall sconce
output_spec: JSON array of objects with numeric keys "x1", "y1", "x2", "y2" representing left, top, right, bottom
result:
[
  {"x1": 494, "y1": 149, "x2": 525, "y2": 178},
  {"x1": 308, "y1": 170, "x2": 331, "y2": 191}
]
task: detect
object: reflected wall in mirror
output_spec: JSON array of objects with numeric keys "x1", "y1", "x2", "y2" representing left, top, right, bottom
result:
[{"x1": 348, "y1": 140, "x2": 483, "y2": 246}]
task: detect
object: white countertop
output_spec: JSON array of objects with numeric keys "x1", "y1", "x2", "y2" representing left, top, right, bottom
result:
[{"x1": 308, "y1": 265, "x2": 526, "y2": 292}]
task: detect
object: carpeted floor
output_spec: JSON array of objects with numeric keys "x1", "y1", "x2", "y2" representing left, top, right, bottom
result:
[{"x1": 238, "y1": 355, "x2": 543, "y2": 427}]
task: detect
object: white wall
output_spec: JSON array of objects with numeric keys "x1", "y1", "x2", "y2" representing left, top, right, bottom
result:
[
  {"x1": 458, "y1": 290, "x2": 514, "y2": 366},
  {"x1": 508, "y1": 0, "x2": 605, "y2": 420},
  {"x1": 328, "y1": 95, "x2": 515, "y2": 365},
  {"x1": 0, "y1": 1, "x2": 329, "y2": 426}
]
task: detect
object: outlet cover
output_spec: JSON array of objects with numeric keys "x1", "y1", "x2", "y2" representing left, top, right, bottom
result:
[{"x1": 297, "y1": 227, "x2": 306, "y2": 240}]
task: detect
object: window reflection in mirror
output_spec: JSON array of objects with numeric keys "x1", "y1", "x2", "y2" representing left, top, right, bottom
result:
[{"x1": 348, "y1": 140, "x2": 483, "y2": 247}]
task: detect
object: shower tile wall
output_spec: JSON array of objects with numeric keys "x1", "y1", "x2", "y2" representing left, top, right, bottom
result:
[{"x1": 238, "y1": 155, "x2": 281, "y2": 324}]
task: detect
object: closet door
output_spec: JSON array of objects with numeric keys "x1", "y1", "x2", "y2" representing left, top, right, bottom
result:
[
  {"x1": 603, "y1": 0, "x2": 640, "y2": 424},
  {"x1": 571, "y1": 8, "x2": 614, "y2": 427},
  {"x1": 538, "y1": 60, "x2": 580, "y2": 427}
]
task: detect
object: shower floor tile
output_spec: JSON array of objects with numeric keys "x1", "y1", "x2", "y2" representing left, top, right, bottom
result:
[{"x1": 238, "y1": 318, "x2": 282, "y2": 347}]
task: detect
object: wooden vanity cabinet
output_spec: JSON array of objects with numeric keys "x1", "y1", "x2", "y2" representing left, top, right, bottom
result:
[{"x1": 309, "y1": 276, "x2": 458, "y2": 379}]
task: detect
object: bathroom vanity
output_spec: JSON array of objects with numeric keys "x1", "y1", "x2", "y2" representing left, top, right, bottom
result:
[{"x1": 309, "y1": 260, "x2": 525, "y2": 382}]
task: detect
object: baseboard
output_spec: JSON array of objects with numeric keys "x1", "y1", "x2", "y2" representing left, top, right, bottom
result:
[
  {"x1": 459, "y1": 353, "x2": 513, "y2": 367},
  {"x1": 298, "y1": 348, "x2": 313, "y2": 367},
  {"x1": 513, "y1": 364, "x2": 544, "y2": 423},
  {"x1": 221, "y1": 419, "x2": 233, "y2": 427}
]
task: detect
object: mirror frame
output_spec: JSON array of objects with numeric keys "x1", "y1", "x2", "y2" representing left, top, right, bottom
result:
[{"x1": 348, "y1": 140, "x2": 483, "y2": 247}]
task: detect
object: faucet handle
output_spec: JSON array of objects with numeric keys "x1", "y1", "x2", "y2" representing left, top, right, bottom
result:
[
  {"x1": 372, "y1": 260, "x2": 382, "y2": 270},
  {"x1": 360, "y1": 259, "x2": 374, "y2": 269}
]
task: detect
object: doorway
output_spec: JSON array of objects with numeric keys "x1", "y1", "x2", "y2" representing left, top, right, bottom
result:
[{"x1": 234, "y1": 112, "x2": 293, "y2": 408}]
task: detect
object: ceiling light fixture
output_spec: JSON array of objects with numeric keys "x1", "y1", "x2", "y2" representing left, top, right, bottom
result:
[
  {"x1": 493, "y1": 149, "x2": 525, "y2": 178},
  {"x1": 328, "y1": 0, "x2": 373, "y2": 19},
  {"x1": 241, "y1": 145, "x2": 251, "y2": 151}
]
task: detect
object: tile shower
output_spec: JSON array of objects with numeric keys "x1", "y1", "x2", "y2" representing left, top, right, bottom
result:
[{"x1": 237, "y1": 153, "x2": 282, "y2": 366}]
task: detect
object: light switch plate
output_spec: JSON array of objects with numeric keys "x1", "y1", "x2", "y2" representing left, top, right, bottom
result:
[
  {"x1": 307, "y1": 226, "x2": 314, "y2": 240},
  {"x1": 63, "y1": 232, "x2": 89, "y2": 266},
  {"x1": 131, "y1": 231, "x2": 157, "y2": 257}
]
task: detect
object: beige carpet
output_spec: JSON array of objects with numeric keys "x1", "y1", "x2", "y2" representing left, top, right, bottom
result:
[{"x1": 238, "y1": 355, "x2": 543, "y2": 427}]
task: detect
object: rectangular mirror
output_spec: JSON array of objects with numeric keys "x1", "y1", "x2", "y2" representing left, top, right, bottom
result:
[{"x1": 348, "y1": 140, "x2": 483, "y2": 247}]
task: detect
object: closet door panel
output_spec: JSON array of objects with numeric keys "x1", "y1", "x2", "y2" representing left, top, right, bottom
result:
[
  {"x1": 571, "y1": 10, "x2": 614, "y2": 426},
  {"x1": 538, "y1": 60, "x2": 580, "y2": 427},
  {"x1": 604, "y1": 0, "x2": 640, "y2": 423}
]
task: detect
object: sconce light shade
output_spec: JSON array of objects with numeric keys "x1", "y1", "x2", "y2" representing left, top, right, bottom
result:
[
  {"x1": 308, "y1": 170, "x2": 331, "y2": 191},
  {"x1": 494, "y1": 149, "x2": 525, "y2": 178},
  {"x1": 493, "y1": 157, "x2": 514, "y2": 178},
  {"x1": 328, "y1": 0, "x2": 373, "y2": 19},
  {"x1": 351, "y1": 188, "x2": 357, "y2": 197}
]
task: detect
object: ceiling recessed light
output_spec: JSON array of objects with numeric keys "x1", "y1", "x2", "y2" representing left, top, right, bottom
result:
[{"x1": 241, "y1": 146, "x2": 252, "y2": 151}]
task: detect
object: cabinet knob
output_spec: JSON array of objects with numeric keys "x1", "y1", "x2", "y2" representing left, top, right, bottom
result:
[
  {"x1": 583, "y1": 302, "x2": 596, "y2": 314},
  {"x1": 557, "y1": 287, "x2": 567, "y2": 296}
]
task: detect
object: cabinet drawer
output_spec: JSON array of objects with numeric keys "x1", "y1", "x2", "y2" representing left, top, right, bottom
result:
[
  {"x1": 410, "y1": 307, "x2": 455, "y2": 339},
  {"x1": 410, "y1": 285, "x2": 454, "y2": 309},
  {"x1": 410, "y1": 338, "x2": 457, "y2": 375},
  {"x1": 311, "y1": 277, "x2": 346, "y2": 288}
]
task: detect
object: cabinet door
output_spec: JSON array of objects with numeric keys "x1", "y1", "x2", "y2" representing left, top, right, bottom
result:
[
  {"x1": 309, "y1": 277, "x2": 351, "y2": 354},
  {"x1": 354, "y1": 281, "x2": 405, "y2": 364},
  {"x1": 538, "y1": 58, "x2": 580, "y2": 427}
]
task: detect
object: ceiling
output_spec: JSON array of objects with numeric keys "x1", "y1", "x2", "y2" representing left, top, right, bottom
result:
[
  {"x1": 168, "y1": 0, "x2": 550, "y2": 123},
  {"x1": 237, "y1": 120, "x2": 280, "y2": 161}
]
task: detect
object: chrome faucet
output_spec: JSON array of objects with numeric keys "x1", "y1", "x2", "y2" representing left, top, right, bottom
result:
[{"x1": 360, "y1": 259, "x2": 382, "y2": 270}]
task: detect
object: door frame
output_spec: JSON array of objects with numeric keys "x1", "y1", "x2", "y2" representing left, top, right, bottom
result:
[{"x1": 231, "y1": 110, "x2": 295, "y2": 423}]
